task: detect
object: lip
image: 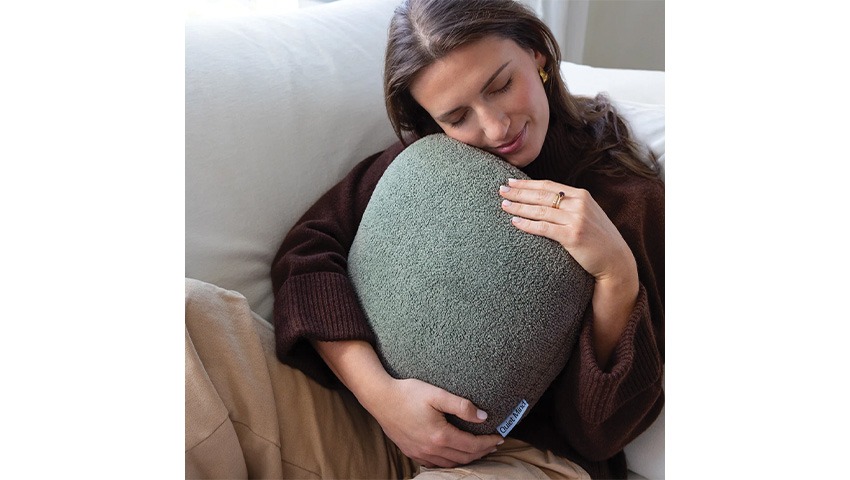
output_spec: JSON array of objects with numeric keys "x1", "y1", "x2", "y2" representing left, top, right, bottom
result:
[{"x1": 493, "y1": 124, "x2": 527, "y2": 156}]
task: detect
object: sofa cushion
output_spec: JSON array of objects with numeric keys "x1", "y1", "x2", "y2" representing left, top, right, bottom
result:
[
  {"x1": 613, "y1": 99, "x2": 665, "y2": 180},
  {"x1": 348, "y1": 134, "x2": 595, "y2": 435},
  {"x1": 562, "y1": 61, "x2": 664, "y2": 106},
  {"x1": 185, "y1": 0, "x2": 402, "y2": 321}
]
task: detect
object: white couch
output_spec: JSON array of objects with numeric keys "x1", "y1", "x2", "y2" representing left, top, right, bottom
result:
[{"x1": 185, "y1": 0, "x2": 665, "y2": 477}]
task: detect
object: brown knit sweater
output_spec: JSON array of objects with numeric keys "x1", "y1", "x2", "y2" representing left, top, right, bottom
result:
[{"x1": 271, "y1": 137, "x2": 665, "y2": 479}]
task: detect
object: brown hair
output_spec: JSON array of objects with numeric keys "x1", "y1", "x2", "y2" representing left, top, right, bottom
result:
[{"x1": 384, "y1": 0, "x2": 660, "y2": 182}]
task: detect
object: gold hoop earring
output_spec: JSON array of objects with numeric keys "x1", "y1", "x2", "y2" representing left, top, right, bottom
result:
[{"x1": 538, "y1": 67, "x2": 549, "y2": 84}]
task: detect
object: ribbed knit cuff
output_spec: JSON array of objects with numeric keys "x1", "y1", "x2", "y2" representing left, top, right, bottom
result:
[
  {"x1": 273, "y1": 271, "x2": 376, "y2": 355},
  {"x1": 575, "y1": 284, "x2": 663, "y2": 425}
]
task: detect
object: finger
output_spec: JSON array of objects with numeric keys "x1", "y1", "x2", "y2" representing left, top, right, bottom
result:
[
  {"x1": 506, "y1": 178, "x2": 577, "y2": 195},
  {"x1": 499, "y1": 183, "x2": 560, "y2": 207},
  {"x1": 432, "y1": 391, "x2": 488, "y2": 424},
  {"x1": 510, "y1": 216, "x2": 563, "y2": 243},
  {"x1": 407, "y1": 436, "x2": 475, "y2": 468},
  {"x1": 422, "y1": 423, "x2": 503, "y2": 462},
  {"x1": 501, "y1": 179, "x2": 586, "y2": 207},
  {"x1": 501, "y1": 198, "x2": 565, "y2": 224},
  {"x1": 430, "y1": 392, "x2": 504, "y2": 453},
  {"x1": 431, "y1": 425, "x2": 504, "y2": 455}
]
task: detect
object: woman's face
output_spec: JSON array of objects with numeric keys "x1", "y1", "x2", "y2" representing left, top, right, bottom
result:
[{"x1": 409, "y1": 36, "x2": 550, "y2": 169}]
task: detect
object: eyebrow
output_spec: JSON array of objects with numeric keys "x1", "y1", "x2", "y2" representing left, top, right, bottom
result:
[{"x1": 435, "y1": 60, "x2": 512, "y2": 122}]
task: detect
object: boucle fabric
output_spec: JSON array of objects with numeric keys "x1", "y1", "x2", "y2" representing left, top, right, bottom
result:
[
  {"x1": 348, "y1": 134, "x2": 595, "y2": 435},
  {"x1": 271, "y1": 135, "x2": 666, "y2": 478}
]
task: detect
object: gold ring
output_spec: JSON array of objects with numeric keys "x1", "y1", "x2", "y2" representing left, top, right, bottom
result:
[{"x1": 551, "y1": 191, "x2": 565, "y2": 209}]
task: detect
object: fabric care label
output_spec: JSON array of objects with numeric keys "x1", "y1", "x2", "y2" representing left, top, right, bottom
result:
[{"x1": 497, "y1": 399, "x2": 529, "y2": 437}]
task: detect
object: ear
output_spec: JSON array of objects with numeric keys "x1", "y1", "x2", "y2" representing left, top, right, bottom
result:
[{"x1": 533, "y1": 50, "x2": 547, "y2": 69}]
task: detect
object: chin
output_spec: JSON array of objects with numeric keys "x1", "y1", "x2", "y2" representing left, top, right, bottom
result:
[{"x1": 505, "y1": 156, "x2": 534, "y2": 169}]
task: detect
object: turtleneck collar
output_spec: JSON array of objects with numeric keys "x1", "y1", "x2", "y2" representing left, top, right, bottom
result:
[{"x1": 520, "y1": 117, "x2": 576, "y2": 184}]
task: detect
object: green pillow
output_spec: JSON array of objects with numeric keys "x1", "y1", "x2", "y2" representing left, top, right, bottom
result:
[{"x1": 348, "y1": 134, "x2": 594, "y2": 436}]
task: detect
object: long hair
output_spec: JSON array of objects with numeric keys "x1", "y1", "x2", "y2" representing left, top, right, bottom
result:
[{"x1": 384, "y1": 0, "x2": 660, "y2": 181}]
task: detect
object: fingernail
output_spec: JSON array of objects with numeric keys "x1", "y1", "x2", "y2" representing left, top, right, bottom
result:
[
  {"x1": 501, "y1": 199, "x2": 512, "y2": 207},
  {"x1": 507, "y1": 178, "x2": 519, "y2": 185},
  {"x1": 511, "y1": 216, "x2": 523, "y2": 224},
  {"x1": 497, "y1": 440, "x2": 504, "y2": 445},
  {"x1": 477, "y1": 409, "x2": 488, "y2": 420},
  {"x1": 499, "y1": 185, "x2": 510, "y2": 193},
  {"x1": 490, "y1": 448, "x2": 498, "y2": 454}
]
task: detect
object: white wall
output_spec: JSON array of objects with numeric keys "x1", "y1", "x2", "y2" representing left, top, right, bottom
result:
[
  {"x1": 521, "y1": 0, "x2": 664, "y2": 72},
  {"x1": 583, "y1": 0, "x2": 664, "y2": 71}
]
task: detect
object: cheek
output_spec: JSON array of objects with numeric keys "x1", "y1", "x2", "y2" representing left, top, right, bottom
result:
[
  {"x1": 534, "y1": 90, "x2": 549, "y2": 129},
  {"x1": 511, "y1": 78, "x2": 546, "y2": 120},
  {"x1": 536, "y1": 87, "x2": 549, "y2": 120}
]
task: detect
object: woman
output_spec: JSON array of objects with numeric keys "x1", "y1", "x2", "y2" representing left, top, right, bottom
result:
[{"x1": 270, "y1": 0, "x2": 664, "y2": 478}]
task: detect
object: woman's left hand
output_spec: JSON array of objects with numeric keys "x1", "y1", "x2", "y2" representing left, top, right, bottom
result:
[
  {"x1": 498, "y1": 178, "x2": 639, "y2": 366},
  {"x1": 499, "y1": 178, "x2": 632, "y2": 281}
]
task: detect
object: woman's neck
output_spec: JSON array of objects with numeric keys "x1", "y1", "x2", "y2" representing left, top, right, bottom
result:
[{"x1": 521, "y1": 117, "x2": 576, "y2": 183}]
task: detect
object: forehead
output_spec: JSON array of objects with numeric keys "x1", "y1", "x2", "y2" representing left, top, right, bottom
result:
[{"x1": 410, "y1": 36, "x2": 530, "y2": 110}]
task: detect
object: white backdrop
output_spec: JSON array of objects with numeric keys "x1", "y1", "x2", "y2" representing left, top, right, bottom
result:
[
  {"x1": 517, "y1": 0, "x2": 589, "y2": 64},
  {"x1": 519, "y1": 0, "x2": 665, "y2": 71}
]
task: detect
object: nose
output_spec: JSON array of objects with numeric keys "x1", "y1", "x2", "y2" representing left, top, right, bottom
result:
[{"x1": 480, "y1": 106, "x2": 509, "y2": 143}]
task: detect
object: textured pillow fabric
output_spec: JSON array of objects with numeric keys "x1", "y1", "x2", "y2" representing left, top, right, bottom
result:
[{"x1": 348, "y1": 134, "x2": 595, "y2": 435}]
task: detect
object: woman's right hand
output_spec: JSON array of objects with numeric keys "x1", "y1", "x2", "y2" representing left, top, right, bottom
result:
[
  {"x1": 312, "y1": 340, "x2": 502, "y2": 468},
  {"x1": 362, "y1": 376, "x2": 504, "y2": 468}
]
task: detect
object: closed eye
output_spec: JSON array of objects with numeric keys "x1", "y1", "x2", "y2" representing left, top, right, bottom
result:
[
  {"x1": 491, "y1": 77, "x2": 512, "y2": 95},
  {"x1": 448, "y1": 111, "x2": 468, "y2": 128},
  {"x1": 447, "y1": 78, "x2": 511, "y2": 128}
]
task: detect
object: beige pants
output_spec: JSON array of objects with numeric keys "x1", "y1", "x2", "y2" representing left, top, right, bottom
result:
[{"x1": 185, "y1": 278, "x2": 590, "y2": 479}]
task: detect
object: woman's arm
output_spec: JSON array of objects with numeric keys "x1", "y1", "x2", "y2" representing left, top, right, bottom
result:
[
  {"x1": 271, "y1": 142, "x2": 404, "y2": 377},
  {"x1": 499, "y1": 174, "x2": 664, "y2": 459},
  {"x1": 499, "y1": 177, "x2": 642, "y2": 366},
  {"x1": 312, "y1": 339, "x2": 503, "y2": 468},
  {"x1": 271, "y1": 142, "x2": 502, "y2": 467}
]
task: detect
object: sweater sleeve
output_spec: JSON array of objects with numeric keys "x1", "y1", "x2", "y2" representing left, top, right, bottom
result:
[
  {"x1": 270, "y1": 141, "x2": 405, "y2": 387},
  {"x1": 548, "y1": 174, "x2": 665, "y2": 461}
]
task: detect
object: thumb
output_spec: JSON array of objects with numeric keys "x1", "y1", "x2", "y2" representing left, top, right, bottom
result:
[{"x1": 432, "y1": 390, "x2": 488, "y2": 424}]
